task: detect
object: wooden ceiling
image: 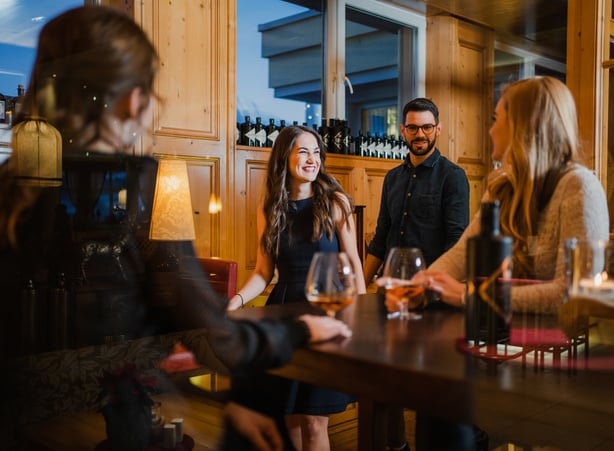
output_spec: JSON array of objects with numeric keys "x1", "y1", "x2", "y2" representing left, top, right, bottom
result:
[{"x1": 397, "y1": 0, "x2": 568, "y2": 61}]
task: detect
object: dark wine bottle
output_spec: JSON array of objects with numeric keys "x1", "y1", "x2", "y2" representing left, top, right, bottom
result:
[
  {"x1": 254, "y1": 117, "x2": 267, "y2": 147},
  {"x1": 390, "y1": 134, "x2": 400, "y2": 159},
  {"x1": 366, "y1": 131, "x2": 375, "y2": 157},
  {"x1": 240, "y1": 115, "x2": 256, "y2": 146},
  {"x1": 318, "y1": 119, "x2": 330, "y2": 151},
  {"x1": 265, "y1": 118, "x2": 279, "y2": 147},
  {"x1": 354, "y1": 130, "x2": 363, "y2": 156},
  {"x1": 374, "y1": 132, "x2": 383, "y2": 158},
  {"x1": 342, "y1": 120, "x2": 351, "y2": 154},
  {"x1": 465, "y1": 201, "x2": 513, "y2": 345},
  {"x1": 332, "y1": 119, "x2": 344, "y2": 153},
  {"x1": 20, "y1": 279, "x2": 41, "y2": 354},
  {"x1": 382, "y1": 133, "x2": 391, "y2": 158},
  {"x1": 49, "y1": 273, "x2": 71, "y2": 350}
]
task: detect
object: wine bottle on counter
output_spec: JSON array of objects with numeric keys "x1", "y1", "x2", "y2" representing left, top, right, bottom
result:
[
  {"x1": 465, "y1": 201, "x2": 513, "y2": 345},
  {"x1": 240, "y1": 115, "x2": 256, "y2": 146},
  {"x1": 331, "y1": 119, "x2": 344, "y2": 153},
  {"x1": 372, "y1": 132, "x2": 384, "y2": 158},
  {"x1": 319, "y1": 119, "x2": 330, "y2": 151},
  {"x1": 265, "y1": 118, "x2": 279, "y2": 147},
  {"x1": 254, "y1": 117, "x2": 267, "y2": 147},
  {"x1": 354, "y1": 130, "x2": 365, "y2": 156},
  {"x1": 343, "y1": 121, "x2": 351, "y2": 155},
  {"x1": 392, "y1": 136, "x2": 401, "y2": 159}
]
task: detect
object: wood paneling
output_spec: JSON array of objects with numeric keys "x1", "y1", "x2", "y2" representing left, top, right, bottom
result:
[{"x1": 426, "y1": 14, "x2": 494, "y2": 218}]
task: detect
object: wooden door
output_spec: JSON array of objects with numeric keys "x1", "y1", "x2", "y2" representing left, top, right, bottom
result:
[{"x1": 426, "y1": 14, "x2": 494, "y2": 217}]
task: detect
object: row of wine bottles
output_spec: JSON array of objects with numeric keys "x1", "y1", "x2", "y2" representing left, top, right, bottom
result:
[
  {"x1": 0, "y1": 84, "x2": 25, "y2": 124},
  {"x1": 236, "y1": 116, "x2": 411, "y2": 160}
]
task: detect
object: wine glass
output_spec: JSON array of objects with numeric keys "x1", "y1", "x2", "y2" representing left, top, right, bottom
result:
[
  {"x1": 378, "y1": 247, "x2": 427, "y2": 320},
  {"x1": 305, "y1": 252, "x2": 358, "y2": 317}
]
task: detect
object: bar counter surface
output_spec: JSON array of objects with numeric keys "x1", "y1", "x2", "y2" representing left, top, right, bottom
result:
[{"x1": 232, "y1": 293, "x2": 614, "y2": 451}]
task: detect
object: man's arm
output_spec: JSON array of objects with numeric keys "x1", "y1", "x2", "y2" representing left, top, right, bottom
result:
[{"x1": 363, "y1": 253, "x2": 383, "y2": 287}]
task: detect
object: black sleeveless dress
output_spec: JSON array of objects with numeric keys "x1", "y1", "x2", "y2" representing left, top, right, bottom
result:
[{"x1": 268, "y1": 197, "x2": 351, "y2": 415}]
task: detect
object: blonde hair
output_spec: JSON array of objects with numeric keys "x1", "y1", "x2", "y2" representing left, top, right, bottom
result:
[{"x1": 488, "y1": 76, "x2": 580, "y2": 276}]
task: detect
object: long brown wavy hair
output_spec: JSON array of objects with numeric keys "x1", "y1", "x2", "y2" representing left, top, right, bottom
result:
[
  {"x1": 261, "y1": 125, "x2": 354, "y2": 257},
  {"x1": 0, "y1": 6, "x2": 158, "y2": 249},
  {"x1": 488, "y1": 76, "x2": 580, "y2": 276}
]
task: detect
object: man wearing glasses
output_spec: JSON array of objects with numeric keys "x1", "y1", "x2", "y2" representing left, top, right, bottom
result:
[
  {"x1": 364, "y1": 97, "x2": 469, "y2": 283},
  {"x1": 363, "y1": 97, "x2": 472, "y2": 451}
]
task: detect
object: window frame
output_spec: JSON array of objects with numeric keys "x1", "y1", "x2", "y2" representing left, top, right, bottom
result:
[{"x1": 322, "y1": 0, "x2": 427, "y2": 120}]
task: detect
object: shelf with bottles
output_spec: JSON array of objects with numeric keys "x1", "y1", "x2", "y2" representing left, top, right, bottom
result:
[{"x1": 236, "y1": 116, "x2": 409, "y2": 160}]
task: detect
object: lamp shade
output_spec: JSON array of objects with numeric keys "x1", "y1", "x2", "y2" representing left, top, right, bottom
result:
[
  {"x1": 149, "y1": 159, "x2": 196, "y2": 241},
  {"x1": 10, "y1": 118, "x2": 62, "y2": 186}
]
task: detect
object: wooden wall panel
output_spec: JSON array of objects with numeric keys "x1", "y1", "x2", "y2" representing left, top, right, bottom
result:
[
  {"x1": 151, "y1": 0, "x2": 219, "y2": 139},
  {"x1": 234, "y1": 148, "x2": 269, "y2": 282},
  {"x1": 426, "y1": 15, "x2": 494, "y2": 218},
  {"x1": 364, "y1": 168, "x2": 390, "y2": 240}
]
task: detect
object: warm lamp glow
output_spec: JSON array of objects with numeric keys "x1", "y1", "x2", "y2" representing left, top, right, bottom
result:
[
  {"x1": 149, "y1": 159, "x2": 196, "y2": 241},
  {"x1": 10, "y1": 118, "x2": 62, "y2": 186},
  {"x1": 208, "y1": 193, "x2": 222, "y2": 214}
]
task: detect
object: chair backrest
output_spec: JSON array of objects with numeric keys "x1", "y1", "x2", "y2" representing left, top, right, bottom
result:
[{"x1": 198, "y1": 257, "x2": 238, "y2": 299}]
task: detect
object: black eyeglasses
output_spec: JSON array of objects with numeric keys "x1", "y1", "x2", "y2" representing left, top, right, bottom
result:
[{"x1": 403, "y1": 123, "x2": 437, "y2": 134}]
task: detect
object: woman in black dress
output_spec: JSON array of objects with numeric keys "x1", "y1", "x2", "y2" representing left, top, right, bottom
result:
[{"x1": 229, "y1": 125, "x2": 366, "y2": 450}]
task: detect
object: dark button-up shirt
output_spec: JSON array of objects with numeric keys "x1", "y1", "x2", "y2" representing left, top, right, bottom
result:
[{"x1": 367, "y1": 148, "x2": 469, "y2": 267}]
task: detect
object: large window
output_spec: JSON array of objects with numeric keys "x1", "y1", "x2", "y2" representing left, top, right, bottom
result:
[{"x1": 236, "y1": 0, "x2": 425, "y2": 145}]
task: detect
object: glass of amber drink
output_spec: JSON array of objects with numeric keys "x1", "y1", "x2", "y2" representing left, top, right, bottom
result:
[
  {"x1": 380, "y1": 247, "x2": 427, "y2": 320},
  {"x1": 305, "y1": 252, "x2": 357, "y2": 317}
]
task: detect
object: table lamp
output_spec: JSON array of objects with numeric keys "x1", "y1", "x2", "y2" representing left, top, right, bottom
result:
[
  {"x1": 149, "y1": 159, "x2": 195, "y2": 271},
  {"x1": 9, "y1": 118, "x2": 62, "y2": 186}
]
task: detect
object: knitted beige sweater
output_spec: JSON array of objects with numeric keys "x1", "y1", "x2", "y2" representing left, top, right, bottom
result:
[{"x1": 429, "y1": 164, "x2": 610, "y2": 314}]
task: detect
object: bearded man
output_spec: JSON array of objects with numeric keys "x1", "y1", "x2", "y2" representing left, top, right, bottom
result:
[{"x1": 363, "y1": 97, "x2": 473, "y2": 451}]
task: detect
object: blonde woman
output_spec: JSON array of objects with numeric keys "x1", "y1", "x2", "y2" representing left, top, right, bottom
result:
[{"x1": 422, "y1": 76, "x2": 609, "y2": 314}]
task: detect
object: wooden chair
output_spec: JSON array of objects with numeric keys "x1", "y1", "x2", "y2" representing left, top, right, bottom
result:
[{"x1": 198, "y1": 257, "x2": 238, "y2": 299}]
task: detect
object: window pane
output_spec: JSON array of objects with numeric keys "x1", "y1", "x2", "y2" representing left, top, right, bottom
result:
[
  {"x1": 493, "y1": 50, "x2": 523, "y2": 104},
  {"x1": 237, "y1": 0, "x2": 323, "y2": 131},
  {"x1": 346, "y1": 7, "x2": 417, "y2": 144}
]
